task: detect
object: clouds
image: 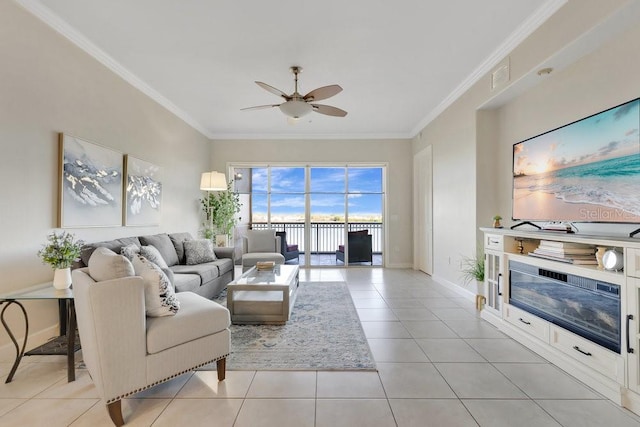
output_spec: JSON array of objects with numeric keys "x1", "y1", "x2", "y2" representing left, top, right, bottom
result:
[
  {"x1": 598, "y1": 140, "x2": 621, "y2": 156},
  {"x1": 247, "y1": 166, "x2": 384, "y2": 218},
  {"x1": 613, "y1": 101, "x2": 636, "y2": 120}
]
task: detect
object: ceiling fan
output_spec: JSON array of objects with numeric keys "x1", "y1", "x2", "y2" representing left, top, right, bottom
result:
[{"x1": 241, "y1": 66, "x2": 347, "y2": 119}]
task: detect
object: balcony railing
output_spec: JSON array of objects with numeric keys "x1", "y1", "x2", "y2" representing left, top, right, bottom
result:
[{"x1": 250, "y1": 222, "x2": 382, "y2": 254}]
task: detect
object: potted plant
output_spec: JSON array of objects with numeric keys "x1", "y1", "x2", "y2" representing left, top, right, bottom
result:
[
  {"x1": 461, "y1": 249, "x2": 485, "y2": 301},
  {"x1": 201, "y1": 180, "x2": 242, "y2": 246},
  {"x1": 493, "y1": 215, "x2": 503, "y2": 228},
  {"x1": 38, "y1": 231, "x2": 84, "y2": 289}
]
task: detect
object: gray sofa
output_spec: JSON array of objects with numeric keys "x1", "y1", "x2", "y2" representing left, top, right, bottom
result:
[{"x1": 77, "y1": 232, "x2": 234, "y2": 299}]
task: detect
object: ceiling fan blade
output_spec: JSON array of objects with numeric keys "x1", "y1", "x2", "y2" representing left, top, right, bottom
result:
[
  {"x1": 311, "y1": 104, "x2": 348, "y2": 117},
  {"x1": 255, "y1": 81, "x2": 290, "y2": 99},
  {"x1": 304, "y1": 85, "x2": 342, "y2": 102},
  {"x1": 240, "y1": 104, "x2": 279, "y2": 111}
]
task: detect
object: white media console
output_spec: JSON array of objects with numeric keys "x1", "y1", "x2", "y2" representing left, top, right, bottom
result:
[{"x1": 480, "y1": 227, "x2": 640, "y2": 415}]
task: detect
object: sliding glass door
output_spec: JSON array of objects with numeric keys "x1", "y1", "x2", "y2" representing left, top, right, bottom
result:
[{"x1": 231, "y1": 164, "x2": 384, "y2": 267}]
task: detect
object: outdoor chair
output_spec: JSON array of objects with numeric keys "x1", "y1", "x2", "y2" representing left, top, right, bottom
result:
[
  {"x1": 336, "y1": 230, "x2": 373, "y2": 265},
  {"x1": 276, "y1": 231, "x2": 300, "y2": 264}
]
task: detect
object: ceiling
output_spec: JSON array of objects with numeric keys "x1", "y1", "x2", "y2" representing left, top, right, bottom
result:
[{"x1": 19, "y1": 0, "x2": 563, "y2": 139}]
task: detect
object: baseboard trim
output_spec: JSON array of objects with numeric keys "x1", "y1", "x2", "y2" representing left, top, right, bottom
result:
[
  {"x1": 432, "y1": 275, "x2": 475, "y2": 300},
  {"x1": 386, "y1": 263, "x2": 413, "y2": 269}
]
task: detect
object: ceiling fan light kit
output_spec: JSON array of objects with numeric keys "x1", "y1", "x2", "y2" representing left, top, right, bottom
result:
[
  {"x1": 242, "y1": 66, "x2": 347, "y2": 119},
  {"x1": 279, "y1": 99, "x2": 312, "y2": 118}
]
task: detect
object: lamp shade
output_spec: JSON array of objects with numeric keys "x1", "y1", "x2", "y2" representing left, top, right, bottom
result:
[
  {"x1": 279, "y1": 100, "x2": 312, "y2": 118},
  {"x1": 200, "y1": 171, "x2": 227, "y2": 191}
]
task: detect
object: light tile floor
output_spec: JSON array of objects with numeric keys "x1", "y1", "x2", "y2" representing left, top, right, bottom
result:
[{"x1": 1, "y1": 268, "x2": 640, "y2": 426}]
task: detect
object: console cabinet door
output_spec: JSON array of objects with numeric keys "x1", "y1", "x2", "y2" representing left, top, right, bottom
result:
[
  {"x1": 628, "y1": 277, "x2": 640, "y2": 393},
  {"x1": 484, "y1": 250, "x2": 504, "y2": 316}
]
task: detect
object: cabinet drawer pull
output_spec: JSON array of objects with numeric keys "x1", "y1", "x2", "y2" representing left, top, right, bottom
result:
[
  {"x1": 518, "y1": 317, "x2": 531, "y2": 325},
  {"x1": 573, "y1": 346, "x2": 592, "y2": 356}
]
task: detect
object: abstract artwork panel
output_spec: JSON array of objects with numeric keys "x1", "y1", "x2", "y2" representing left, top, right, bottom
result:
[
  {"x1": 124, "y1": 155, "x2": 162, "y2": 226},
  {"x1": 58, "y1": 134, "x2": 123, "y2": 228}
]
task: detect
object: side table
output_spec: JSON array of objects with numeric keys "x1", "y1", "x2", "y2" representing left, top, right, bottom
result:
[{"x1": 0, "y1": 282, "x2": 79, "y2": 383}]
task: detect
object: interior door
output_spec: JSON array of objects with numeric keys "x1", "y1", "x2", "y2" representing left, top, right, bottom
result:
[{"x1": 413, "y1": 146, "x2": 433, "y2": 274}]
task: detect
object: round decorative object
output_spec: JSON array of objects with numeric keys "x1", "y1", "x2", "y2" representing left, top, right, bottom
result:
[
  {"x1": 602, "y1": 249, "x2": 623, "y2": 271},
  {"x1": 53, "y1": 267, "x2": 72, "y2": 289}
]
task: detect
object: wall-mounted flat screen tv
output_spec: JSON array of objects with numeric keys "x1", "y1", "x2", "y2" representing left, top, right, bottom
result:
[{"x1": 512, "y1": 97, "x2": 640, "y2": 223}]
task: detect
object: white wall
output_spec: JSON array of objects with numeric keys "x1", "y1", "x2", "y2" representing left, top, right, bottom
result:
[
  {"x1": 210, "y1": 139, "x2": 413, "y2": 267},
  {"x1": 0, "y1": 2, "x2": 211, "y2": 349},
  {"x1": 413, "y1": 0, "x2": 634, "y2": 290},
  {"x1": 494, "y1": 22, "x2": 640, "y2": 237}
]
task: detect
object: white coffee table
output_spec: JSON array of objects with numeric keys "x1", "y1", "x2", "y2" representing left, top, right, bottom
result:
[{"x1": 227, "y1": 264, "x2": 299, "y2": 324}]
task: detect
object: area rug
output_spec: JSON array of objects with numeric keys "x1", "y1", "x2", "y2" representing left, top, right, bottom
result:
[{"x1": 210, "y1": 281, "x2": 376, "y2": 371}]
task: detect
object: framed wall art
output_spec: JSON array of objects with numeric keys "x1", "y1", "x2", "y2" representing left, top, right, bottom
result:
[
  {"x1": 58, "y1": 133, "x2": 123, "y2": 228},
  {"x1": 124, "y1": 155, "x2": 162, "y2": 226}
]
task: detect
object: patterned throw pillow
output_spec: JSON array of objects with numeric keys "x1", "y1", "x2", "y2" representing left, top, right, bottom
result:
[
  {"x1": 120, "y1": 244, "x2": 140, "y2": 261},
  {"x1": 132, "y1": 255, "x2": 180, "y2": 317},
  {"x1": 140, "y1": 245, "x2": 169, "y2": 269},
  {"x1": 184, "y1": 239, "x2": 216, "y2": 265}
]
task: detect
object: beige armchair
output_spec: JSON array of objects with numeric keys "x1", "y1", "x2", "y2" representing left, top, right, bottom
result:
[
  {"x1": 241, "y1": 229, "x2": 285, "y2": 272},
  {"x1": 72, "y1": 268, "x2": 230, "y2": 426}
]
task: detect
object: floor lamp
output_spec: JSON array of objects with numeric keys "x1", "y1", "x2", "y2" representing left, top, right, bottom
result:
[{"x1": 200, "y1": 171, "x2": 228, "y2": 245}]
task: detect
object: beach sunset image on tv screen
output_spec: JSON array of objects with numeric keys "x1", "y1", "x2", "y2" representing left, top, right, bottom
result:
[{"x1": 513, "y1": 98, "x2": 640, "y2": 223}]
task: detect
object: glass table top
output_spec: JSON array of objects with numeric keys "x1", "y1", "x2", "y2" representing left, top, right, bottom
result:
[
  {"x1": 233, "y1": 265, "x2": 299, "y2": 286},
  {"x1": 0, "y1": 282, "x2": 73, "y2": 300}
]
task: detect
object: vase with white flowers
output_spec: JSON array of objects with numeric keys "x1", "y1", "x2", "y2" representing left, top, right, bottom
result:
[{"x1": 38, "y1": 231, "x2": 84, "y2": 289}]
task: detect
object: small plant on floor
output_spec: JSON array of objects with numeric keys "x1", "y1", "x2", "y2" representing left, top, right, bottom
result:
[{"x1": 461, "y1": 250, "x2": 485, "y2": 285}]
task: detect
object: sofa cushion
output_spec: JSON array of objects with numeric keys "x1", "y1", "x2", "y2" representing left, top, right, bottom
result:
[
  {"x1": 184, "y1": 239, "x2": 216, "y2": 265},
  {"x1": 169, "y1": 232, "x2": 193, "y2": 264},
  {"x1": 80, "y1": 237, "x2": 141, "y2": 266},
  {"x1": 120, "y1": 243, "x2": 140, "y2": 261},
  {"x1": 247, "y1": 229, "x2": 276, "y2": 253},
  {"x1": 132, "y1": 255, "x2": 180, "y2": 317},
  {"x1": 214, "y1": 258, "x2": 234, "y2": 276},
  {"x1": 138, "y1": 234, "x2": 179, "y2": 267},
  {"x1": 145, "y1": 292, "x2": 229, "y2": 354},
  {"x1": 88, "y1": 247, "x2": 135, "y2": 282},
  {"x1": 170, "y1": 263, "x2": 220, "y2": 284},
  {"x1": 140, "y1": 245, "x2": 169, "y2": 269},
  {"x1": 171, "y1": 273, "x2": 201, "y2": 293}
]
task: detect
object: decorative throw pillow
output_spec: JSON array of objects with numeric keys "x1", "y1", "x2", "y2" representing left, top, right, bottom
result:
[
  {"x1": 169, "y1": 232, "x2": 194, "y2": 264},
  {"x1": 247, "y1": 229, "x2": 276, "y2": 253},
  {"x1": 138, "y1": 234, "x2": 179, "y2": 266},
  {"x1": 88, "y1": 247, "x2": 135, "y2": 282},
  {"x1": 140, "y1": 245, "x2": 169, "y2": 269},
  {"x1": 120, "y1": 244, "x2": 140, "y2": 261},
  {"x1": 132, "y1": 255, "x2": 180, "y2": 317},
  {"x1": 184, "y1": 239, "x2": 216, "y2": 265}
]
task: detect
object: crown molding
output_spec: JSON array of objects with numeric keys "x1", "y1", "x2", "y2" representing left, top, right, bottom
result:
[
  {"x1": 409, "y1": 0, "x2": 567, "y2": 138},
  {"x1": 209, "y1": 132, "x2": 413, "y2": 141},
  {"x1": 15, "y1": 0, "x2": 214, "y2": 139},
  {"x1": 16, "y1": 0, "x2": 566, "y2": 142}
]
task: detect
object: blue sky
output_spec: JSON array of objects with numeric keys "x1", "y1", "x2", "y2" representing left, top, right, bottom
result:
[
  {"x1": 514, "y1": 98, "x2": 639, "y2": 176},
  {"x1": 250, "y1": 167, "x2": 383, "y2": 217}
]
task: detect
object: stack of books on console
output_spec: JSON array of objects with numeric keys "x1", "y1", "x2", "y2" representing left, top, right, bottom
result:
[{"x1": 529, "y1": 240, "x2": 597, "y2": 265}]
